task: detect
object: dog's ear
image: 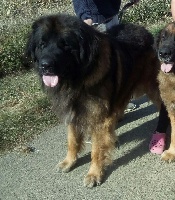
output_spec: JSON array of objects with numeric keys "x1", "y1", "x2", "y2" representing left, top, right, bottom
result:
[
  {"x1": 24, "y1": 21, "x2": 39, "y2": 62},
  {"x1": 21, "y1": 32, "x2": 35, "y2": 70},
  {"x1": 22, "y1": 20, "x2": 41, "y2": 69},
  {"x1": 25, "y1": 33, "x2": 36, "y2": 59},
  {"x1": 78, "y1": 24, "x2": 99, "y2": 65},
  {"x1": 153, "y1": 29, "x2": 162, "y2": 52},
  {"x1": 26, "y1": 17, "x2": 49, "y2": 60}
]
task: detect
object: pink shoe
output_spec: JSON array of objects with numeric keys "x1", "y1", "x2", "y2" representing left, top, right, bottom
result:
[{"x1": 149, "y1": 132, "x2": 166, "y2": 154}]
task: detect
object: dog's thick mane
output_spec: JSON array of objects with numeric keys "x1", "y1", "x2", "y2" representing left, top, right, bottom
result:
[{"x1": 25, "y1": 13, "x2": 159, "y2": 123}]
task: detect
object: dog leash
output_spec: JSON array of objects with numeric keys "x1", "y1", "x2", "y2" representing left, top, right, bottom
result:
[{"x1": 118, "y1": 1, "x2": 135, "y2": 23}]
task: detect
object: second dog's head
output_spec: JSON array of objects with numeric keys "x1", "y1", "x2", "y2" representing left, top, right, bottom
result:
[{"x1": 154, "y1": 22, "x2": 175, "y2": 73}]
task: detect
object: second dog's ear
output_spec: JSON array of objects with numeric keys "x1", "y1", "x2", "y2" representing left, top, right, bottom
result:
[{"x1": 153, "y1": 29, "x2": 162, "y2": 52}]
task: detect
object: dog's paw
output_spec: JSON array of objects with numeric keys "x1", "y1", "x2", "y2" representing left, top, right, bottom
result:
[
  {"x1": 84, "y1": 174, "x2": 102, "y2": 188},
  {"x1": 58, "y1": 159, "x2": 76, "y2": 173},
  {"x1": 161, "y1": 149, "x2": 175, "y2": 162}
]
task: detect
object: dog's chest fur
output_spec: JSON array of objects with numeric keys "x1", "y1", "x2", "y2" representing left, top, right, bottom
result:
[
  {"x1": 158, "y1": 71, "x2": 175, "y2": 111},
  {"x1": 44, "y1": 84, "x2": 111, "y2": 133}
]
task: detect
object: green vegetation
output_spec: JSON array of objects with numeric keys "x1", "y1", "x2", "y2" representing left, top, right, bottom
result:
[
  {"x1": 0, "y1": 70, "x2": 58, "y2": 152},
  {"x1": 0, "y1": 25, "x2": 30, "y2": 77},
  {"x1": 122, "y1": 0, "x2": 170, "y2": 25}
]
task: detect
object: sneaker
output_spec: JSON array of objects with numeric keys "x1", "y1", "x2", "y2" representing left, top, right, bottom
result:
[{"x1": 125, "y1": 102, "x2": 136, "y2": 112}]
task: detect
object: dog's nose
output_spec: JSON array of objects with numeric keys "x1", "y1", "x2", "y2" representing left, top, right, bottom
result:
[
  {"x1": 41, "y1": 60, "x2": 50, "y2": 68},
  {"x1": 40, "y1": 59, "x2": 54, "y2": 74},
  {"x1": 159, "y1": 49, "x2": 172, "y2": 59}
]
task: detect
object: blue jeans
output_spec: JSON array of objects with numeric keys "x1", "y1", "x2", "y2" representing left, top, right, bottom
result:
[
  {"x1": 94, "y1": 15, "x2": 119, "y2": 32},
  {"x1": 106, "y1": 15, "x2": 119, "y2": 30}
]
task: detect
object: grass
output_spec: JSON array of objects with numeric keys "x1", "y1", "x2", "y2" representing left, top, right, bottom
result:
[{"x1": 0, "y1": 70, "x2": 58, "y2": 153}]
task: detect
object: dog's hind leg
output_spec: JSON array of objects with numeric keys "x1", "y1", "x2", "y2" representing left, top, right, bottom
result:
[
  {"x1": 58, "y1": 123, "x2": 84, "y2": 172},
  {"x1": 161, "y1": 111, "x2": 175, "y2": 162},
  {"x1": 84, "y1": 117, "x2": 117, "y2": 187}
]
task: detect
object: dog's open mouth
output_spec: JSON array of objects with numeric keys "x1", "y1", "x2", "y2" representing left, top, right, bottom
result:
[
  {"x1": 161, "y1": 62, "x2": 174, "y2": 73},
  {"x1": 42, "y1": 75, "x2": 59, "y2": 87}
]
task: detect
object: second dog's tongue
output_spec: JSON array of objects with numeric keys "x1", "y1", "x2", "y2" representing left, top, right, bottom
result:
[
  {"x1": 161, "y1": 63, "x2": 173, "y2": 73},
  {"x1": 42, "y1": 75, "x2": 58, "y2": 87}
]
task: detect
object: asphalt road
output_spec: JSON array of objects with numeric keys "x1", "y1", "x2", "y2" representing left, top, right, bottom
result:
[{"x1": 1, "y1": 96, "x2": 175, "y2": 200}]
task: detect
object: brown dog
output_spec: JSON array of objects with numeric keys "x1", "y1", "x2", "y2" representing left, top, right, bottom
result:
[
  {"x1": 25, "y1": 14, "x2": 161, "y2": 187},
  {"x1": 155, "y1": 22, "x2": 175, "y2": 161}
]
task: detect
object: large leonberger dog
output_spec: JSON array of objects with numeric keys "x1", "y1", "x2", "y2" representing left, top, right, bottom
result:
[
  {"x1": 26, "y1": 14, "x2": 161, "y2": 187},
  {"x1": 155, "y1": 22, "x2": 175, "y2": 162}
]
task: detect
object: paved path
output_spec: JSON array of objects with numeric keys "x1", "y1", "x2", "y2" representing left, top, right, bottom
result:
[{"x1": 1, "y1": 96, "x2": 175, "y2": 200}]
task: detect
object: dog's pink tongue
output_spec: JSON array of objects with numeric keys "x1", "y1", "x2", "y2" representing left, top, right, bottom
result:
[
  {"x1": 42, "y1": 75, "x2": 58, "y2": 87},
  {"x1": 161, "y1": 63, "x2": 173, "y2": 73}
]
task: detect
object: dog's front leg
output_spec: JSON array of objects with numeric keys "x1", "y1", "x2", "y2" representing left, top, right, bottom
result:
[
  {"x1": 84, "y1": 119, "x2": 117, "y2": 188},
  {"x1": 59, "y1": 123, "x2": 83, "y2": 172},
  {"x1": 161, "y1": 111, "x2": 175, "y2": 162}
]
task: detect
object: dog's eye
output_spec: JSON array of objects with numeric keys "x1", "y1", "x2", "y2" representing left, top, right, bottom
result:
[
  {"x1": 57, "y1": 41, "x2": 72, "y2": 51},
  {"x1": 57, "y1": 40, "x2": 66, "y2": 49},
  {"x1": 39, "y1": 41, "x2": 46, "y2": 49},
  {"x1": 64, "y1": 43, "x2": 72, "y2": 50},
  {"x1": 161, "y1": 34, "x2": 165, "y2": 41}
]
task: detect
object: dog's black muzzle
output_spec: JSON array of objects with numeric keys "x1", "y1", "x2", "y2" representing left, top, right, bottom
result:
[
  {"x1": 39, "y1": 57, "x2": 55, "y2": 75},
  {"x1": 158, "y1": 42, "x2": 175, "y2": 63},
  {"x1": 158, "y1": 47, "x2": 173, "y2": 63}
]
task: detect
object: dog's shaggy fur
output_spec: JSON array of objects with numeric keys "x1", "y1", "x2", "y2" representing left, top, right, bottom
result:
[
  {"x1": 26, "y1": 14, "x2": 161, "y2": 187},
  {"x1": 155, "y1": 22, "x2": 175, "y2": 161}
]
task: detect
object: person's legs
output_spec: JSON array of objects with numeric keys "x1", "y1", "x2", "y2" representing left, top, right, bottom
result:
[
  {"x1": 96, "y1": 15, "x2": 119, "y2": 32},
  {"x1": 106, "y1": 15, "x2": 119, "y2": 29},
  {"x1": 156, "y1": 103, "x2": 170, "y2": 132},
  {"x1": 149, "y1": 103, "x2": 170, "y2": 154}
]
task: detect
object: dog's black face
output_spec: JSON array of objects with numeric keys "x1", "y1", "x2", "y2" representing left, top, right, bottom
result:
[
  {"x1": 35, "y1": 36, "x2": 78, "y2": 87},
  {"x1": 26, "y1": 14, "x2": 100, "y2": 87},
  {"x1": 155, "y1": 22, "x2": 175, "y2": 73}
]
